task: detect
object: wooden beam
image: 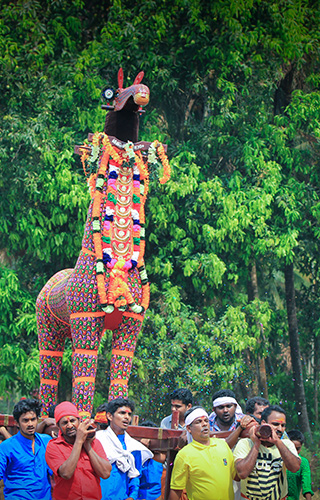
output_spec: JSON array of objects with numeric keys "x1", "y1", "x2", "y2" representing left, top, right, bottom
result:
[
  {"x1": 74, "y1": 134, "x2": 167, "y2": 155},
  {"x1": 0, "y1": 412, "x2": 230, "y2": 447}
]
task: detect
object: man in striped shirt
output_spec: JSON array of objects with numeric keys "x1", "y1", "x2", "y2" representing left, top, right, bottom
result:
[{"x1": 233, "y1": 405, "x2": 300, "y2": 500}]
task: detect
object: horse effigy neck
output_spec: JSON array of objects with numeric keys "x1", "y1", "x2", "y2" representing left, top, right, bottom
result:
[{"x1": 104, "y1": 109, "x2": 139, "y2": 143}]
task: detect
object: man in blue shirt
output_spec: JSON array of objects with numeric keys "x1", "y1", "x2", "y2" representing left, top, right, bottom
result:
[
  {"x1": 0, "y1": 398, "x2": 52, "y2": 500},
  {"x1": 96, "y1": 398, "x2": 153, "y2": 500}
]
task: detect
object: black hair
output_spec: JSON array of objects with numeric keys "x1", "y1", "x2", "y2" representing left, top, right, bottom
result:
[
  {"x1": 13, "y1": 398, "x2": 42, "y2": 422},
  {"x1": 107, "y1": 397, "x2": 135, "y2": 416},
  {"x1": 95, "y1": 402, "x2": 109, "y2": 414},
  {"x1": 287, "y1": 429, "x2": 304, "y2": 444},
  {"x1": 261, "y1": 404, "x2": 286, "y2": 422},
  {"x1": 245, "y1": 397, "x2": 269, "y2": 414},
  {"x1": 139, "y1": 420, "x2": 157, "y2": 428},
  {"x1": 184, "y1": 405, "x2": 204, "y2": 421},
  {"x1": 94, "y1": 402, "x2": 109, "y2": 429},
  {"x1": 212, "y1": 389, "x2": 236, "y2": 402},
  {"x1": 170, "y1": 388, "x2": 193, "y2": 406},
  {"x1": 48, "y1": 404, "x2": 58, "y2": 419}
]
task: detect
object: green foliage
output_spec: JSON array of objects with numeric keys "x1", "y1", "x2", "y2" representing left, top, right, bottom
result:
[{"x1": 0, "y1": 265, "x2": 39, "y2": 395}]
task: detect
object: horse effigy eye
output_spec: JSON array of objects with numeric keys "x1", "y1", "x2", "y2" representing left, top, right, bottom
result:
[{"x1": 102, "y1": 88, "x2": 114, "y2": 101}]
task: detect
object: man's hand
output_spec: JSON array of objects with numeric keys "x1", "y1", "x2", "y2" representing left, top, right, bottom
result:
[
  {"x1": 42, "y1": 417, "x2": 56, "y2": 427},
  {"x1": 260, "y1": 425, "x2": 281, "y2": 446},
  {"x1": 36, "y1": 417, "x2": 57, "y2": 435},
  {"x1": 226, "y1": 415, "x2": 258, "y2": 448},
  {"x1": 240, "y1": 415, "x2": 256, "y2": 429},
  {"x1": 168, "y1": 490, "x2": 182, "y2": 500},
  {"x1": 76, "y1": 418, "x2": 94, "y2": 446},
  {"x1": 248, "y1": 425, "x2": 261, "y2": 446},
  {"x1": 177, "y1": 430, "x2": 187, "y2": 450},
  {"x1": 238, "y1": 415, "x2": 258, "y2": 439},
  {"x1": 0, "y1": 426, "x2": 11, "y2": 440}
]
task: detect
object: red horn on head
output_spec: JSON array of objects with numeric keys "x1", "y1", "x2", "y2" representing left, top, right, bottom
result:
[
  {"x1": 133, "y1": 71, "x2": 144, "y2": 85},
  {"x1": 118, "y1": 68, "x2": 124, "y2": 89}
]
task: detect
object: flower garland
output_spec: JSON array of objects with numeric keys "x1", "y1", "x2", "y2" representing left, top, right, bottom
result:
[
  {"x1": 81, "y1": 132, "x2": 170, "y2": 314},
  {"x1": 100, "y1": 141, "x2": 144, "y2": 273},
  {"x1": 148, "y1": 140, "x2": 171, "y2": 184},
  {"x1": 90, "y1": 136, "x2": 110, "y2": 309}
]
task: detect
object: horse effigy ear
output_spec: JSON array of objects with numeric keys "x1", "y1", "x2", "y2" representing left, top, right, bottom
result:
[
  {"x1": 133, "y1": 71, "x2": 144, "y2": 85},
  {"x1": 118, "y1": 68, "x2": 124, "y2": 89}
]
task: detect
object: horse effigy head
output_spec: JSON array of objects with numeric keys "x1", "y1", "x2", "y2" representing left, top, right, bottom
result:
[
  {"x1": 102, "y1": 68, "x2": 150, "y2": 113},
  {"x1": 103, "y1": 68, "x2": 149, "y2": 142}
]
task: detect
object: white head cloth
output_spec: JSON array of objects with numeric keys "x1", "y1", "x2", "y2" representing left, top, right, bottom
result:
[
  {"x1": 212, "y1": 396, "x2": 243, "y2": 417},
  {"x1": 185, "y1": 408, "x2": 209, "y2": 443}
]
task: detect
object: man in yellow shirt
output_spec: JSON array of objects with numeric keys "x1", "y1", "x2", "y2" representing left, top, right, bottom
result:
[{"x1": 169, "y1": 406, "x2": 236, "y2": 500}]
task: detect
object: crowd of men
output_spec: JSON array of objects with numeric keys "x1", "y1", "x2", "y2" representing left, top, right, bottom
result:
[{"x1": 0, "y1": 388, "x2": 314, "y2": 500}]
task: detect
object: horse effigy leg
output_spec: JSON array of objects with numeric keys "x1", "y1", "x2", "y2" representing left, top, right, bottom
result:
[
  {"x1": 37, "y1": 269, "x2": 73, "y2": 415},
  {"x1": 37, "y1": 312, "x2": 70, "y2": 416},
  {"x1": 70, "y1": 313, "x2": 105, "y2": 414},
  {"x1": 108, "y1": 311, "x2": 144, "y2": 400}
]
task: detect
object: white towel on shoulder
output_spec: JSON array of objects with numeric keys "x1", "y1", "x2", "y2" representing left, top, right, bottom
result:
[{"x1": 96, "y1": 427, "x2": 153, "y2": 478}]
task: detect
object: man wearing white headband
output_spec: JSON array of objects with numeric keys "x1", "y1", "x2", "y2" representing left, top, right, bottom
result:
[
  {"x1": 209, "y1": 389, "x2": 244, "y2": 432},
  {"x1": 169, "y1": 406, "x2": 236, "y2": 500}
]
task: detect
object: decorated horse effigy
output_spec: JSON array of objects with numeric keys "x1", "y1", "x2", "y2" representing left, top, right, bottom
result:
[{"x1": 36, "y1": 69, "x2": 170, "y2": 416}]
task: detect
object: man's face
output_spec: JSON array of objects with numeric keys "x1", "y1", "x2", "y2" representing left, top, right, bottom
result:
[
  {"x1": 107, "y1": 406, "x2": 132, "y2": 435},
  {"x1": 59, "y1": 415, "x2": 79, "y2": 443},
  {"x1": 213, "y1": 403, "x2": 236, "y2": 425},
  {"x1": 187, "y1": 416, "x2": 210, "y2": 444},
  {"x1": 263, "y1": 411, "x2": 286, "y2": 439},
  {"x1": 171, "y1": 400, "x2": 192, "y2": 422},
  {"x1": 18, "y1": 411, "x2": 37, "y2": 440},
  {"x1": 292, "y1": 440, "x2": 302, "y2": 455},
  {"x1": 30, "y1": 389, "x2": 39, "y2": 400},
  {"x1": 253, "y1": 403, "x2": 269, "y2": 419}
]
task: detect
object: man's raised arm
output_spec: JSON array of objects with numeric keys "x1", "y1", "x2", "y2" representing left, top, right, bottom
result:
[{"x1": 234, "y1": 427, "x2": 261, "y2": 479}]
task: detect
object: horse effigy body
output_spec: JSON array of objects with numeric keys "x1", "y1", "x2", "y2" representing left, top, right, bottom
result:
[{"x1": 36, "y1": 70, "x2": 170, "y2": 416}]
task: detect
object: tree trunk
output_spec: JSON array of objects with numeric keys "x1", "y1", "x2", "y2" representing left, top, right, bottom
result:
[
  {"x1": 248, "y1": 261, "x2": 269, "y2": 398},
  {"x1": 284, "y1": 262, "x2": 312, "y2": 438},
  {"x1": 314, "y1": 332, "x2": 319, "y2": 426},
  {"x1": 311, "y1": 265, "x2": 319, "y2": 427}
]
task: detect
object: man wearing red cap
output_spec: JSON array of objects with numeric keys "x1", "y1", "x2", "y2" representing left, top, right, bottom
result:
[{"x1": 45, "y1": 401, "x2": 111, "y2": 500}]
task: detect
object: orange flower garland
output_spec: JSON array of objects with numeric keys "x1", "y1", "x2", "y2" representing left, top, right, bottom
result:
[
  {"x1": 81, "y1": 132, "x2": 170, "y2": 313},
  {"x1": 148, "y1": 140, "x2": 171, "y2": 184},
  {"x1": 141, "y1": 282, "x2": 150, "y2": 310}
]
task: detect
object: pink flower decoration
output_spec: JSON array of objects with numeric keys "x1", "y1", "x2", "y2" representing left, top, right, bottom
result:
[
  {"x1": 107, "y1": 258, "x2": 117, "y2": 269},
  {"x1": 107, "y1": 179, "x2": 117, "y2": 190},
  {"x1": 123, "y1": 261, "x2": 132, "y2": 271}
]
